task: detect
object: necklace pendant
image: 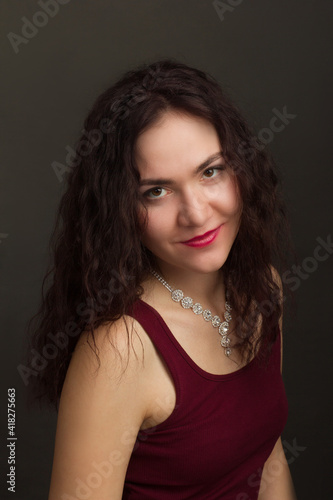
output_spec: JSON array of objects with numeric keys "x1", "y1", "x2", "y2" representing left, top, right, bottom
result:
[
  {"x1": 221, "y1": 336, "x2": 231, "y2": 347},
  {"x1": 171, "y1": 289, "x2": 183, "y2": 302},
  {"x1": 211, "y1": 315, "x2": 221, "y2": 328},
  {"x1": 224, "y1": 311, "x2": 232, "y2": 322},
  {"x1": 192, "y1": 303, "x2": 203, "y2": 315},
  {"x1": 203, "y1": 309, "x2": 212, "y2": 321},
  {"x1": 181, "y1": 297, "x2": 193, "y2": 309},
  {"x1": 219, "y1": 322, "x2": 229, "y2": 335}
]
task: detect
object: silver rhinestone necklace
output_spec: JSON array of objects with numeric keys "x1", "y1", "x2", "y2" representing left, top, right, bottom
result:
[{"x1": 150, "y1": 269, "x2": 232, "y2": 357}]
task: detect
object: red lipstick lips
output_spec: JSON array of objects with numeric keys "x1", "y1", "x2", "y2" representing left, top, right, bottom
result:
[{"x1": 180, "y1": 225, "x2": 223, "y2": 248}]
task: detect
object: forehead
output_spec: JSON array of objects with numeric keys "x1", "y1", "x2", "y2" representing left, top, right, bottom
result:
[{"x1": 134, "y1": 111, "x2": 221, "y2": 177}]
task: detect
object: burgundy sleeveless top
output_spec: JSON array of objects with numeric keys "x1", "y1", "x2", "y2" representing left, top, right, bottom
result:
[{"x1": 123, "y1": 298, "x2": 288, "y2": 499}]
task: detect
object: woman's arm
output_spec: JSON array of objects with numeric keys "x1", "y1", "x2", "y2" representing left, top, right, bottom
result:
[
  {"x1": 258, "y1": 267, "x2": 297, "y2": 499},
  {"x1": 258, "y1": 436, "x2": 297, "y2": 499},
  {"x1": 48, "y1": 316, "x2": 151, "y2": 500}
]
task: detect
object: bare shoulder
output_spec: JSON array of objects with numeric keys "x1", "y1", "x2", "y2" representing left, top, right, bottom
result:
[
  {"x1": 74, "y1": 315, "x2": 149, "y2": 376},
  {"x1": 48, "y1": 315, "x2": 155, "y2": 500}
]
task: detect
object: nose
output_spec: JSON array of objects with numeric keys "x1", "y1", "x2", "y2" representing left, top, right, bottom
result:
[{"x1": 177, "y1": 187, "x2": 212, "y2": 227}]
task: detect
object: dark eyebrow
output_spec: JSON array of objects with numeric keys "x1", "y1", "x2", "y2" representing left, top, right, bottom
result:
[{"x1": 139, "y1": 152, "x2": 224, "y2": 187}]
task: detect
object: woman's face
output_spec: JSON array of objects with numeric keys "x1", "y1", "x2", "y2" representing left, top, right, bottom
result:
[{"x1": 135, "y1": 111, "x2": 242, "y2": 275}]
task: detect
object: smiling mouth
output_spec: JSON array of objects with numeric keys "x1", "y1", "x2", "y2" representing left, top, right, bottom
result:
[{"x1": 180, "y1": 225, "x2": 222, "y2": 244}]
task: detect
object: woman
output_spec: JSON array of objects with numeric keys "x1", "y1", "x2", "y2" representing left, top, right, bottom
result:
[{"x1": 28, "y1": 59, "x2": 296, "y2": 499}]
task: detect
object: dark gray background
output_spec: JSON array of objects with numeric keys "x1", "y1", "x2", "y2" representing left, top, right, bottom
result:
[{"x1": 1, "y1": 1, "x2": 332, "y2": 499}]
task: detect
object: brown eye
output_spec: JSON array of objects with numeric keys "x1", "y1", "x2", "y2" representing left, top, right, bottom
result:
[
  {"x1": 151, "y1": 188, "x2": 162, "y2": 197},
  {"x1": 203, "y1": 166, "x2": 225, "y2": 179},
  {"x1": 144, "y1": 187, "x2": 167, "y2": 199},
  {"x1": 203, "y1": 168, "x2": 215, "y2": 178}
]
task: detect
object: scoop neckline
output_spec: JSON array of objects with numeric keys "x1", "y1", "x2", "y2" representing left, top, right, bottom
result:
[{"x1": 137, "y1": 298, "x2": 266, "y2": 381}]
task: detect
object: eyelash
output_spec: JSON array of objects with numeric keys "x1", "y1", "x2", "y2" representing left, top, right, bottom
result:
[{"x1": 143, "y1": 166, "x2": 225, "y2": 200}]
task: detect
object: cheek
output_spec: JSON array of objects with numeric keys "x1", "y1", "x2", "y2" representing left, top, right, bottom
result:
[
  {"x1": 140, "y1": 208, "x2": 171, "y2": 248},
  {"x1": 213, "y1": 182, "x2": 241, "y2": 216},
  {"x1": 205, "y1": 173, "x2": 241, "y2": 212},
  {"x1": 224, "y1": 177, "x2": 242, "y2": 215}
]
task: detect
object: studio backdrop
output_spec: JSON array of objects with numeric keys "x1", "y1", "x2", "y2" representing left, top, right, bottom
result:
[{"x1": 1, "y1": 1, "x2": 332, "y2": 499}]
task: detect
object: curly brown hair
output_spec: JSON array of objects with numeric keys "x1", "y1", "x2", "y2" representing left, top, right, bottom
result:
[{"x1": 24, "y1": 58, "x2": 292, "y2": 409}]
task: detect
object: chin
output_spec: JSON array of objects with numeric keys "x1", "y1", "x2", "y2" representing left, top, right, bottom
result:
[
  {"x1": 190, "y1": 262, "x2": 226, "y2": 274},
  {"x1": 173, "y1": 255, "x2": 228, "y2": 275},
  {"x1": 153, "y1": 246, "x2": 231, "y2": 275}
]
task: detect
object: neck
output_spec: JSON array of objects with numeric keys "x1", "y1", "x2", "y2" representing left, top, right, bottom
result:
[{"x1": 152, "y1": 261, "x2": 226, "y2": 311}]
